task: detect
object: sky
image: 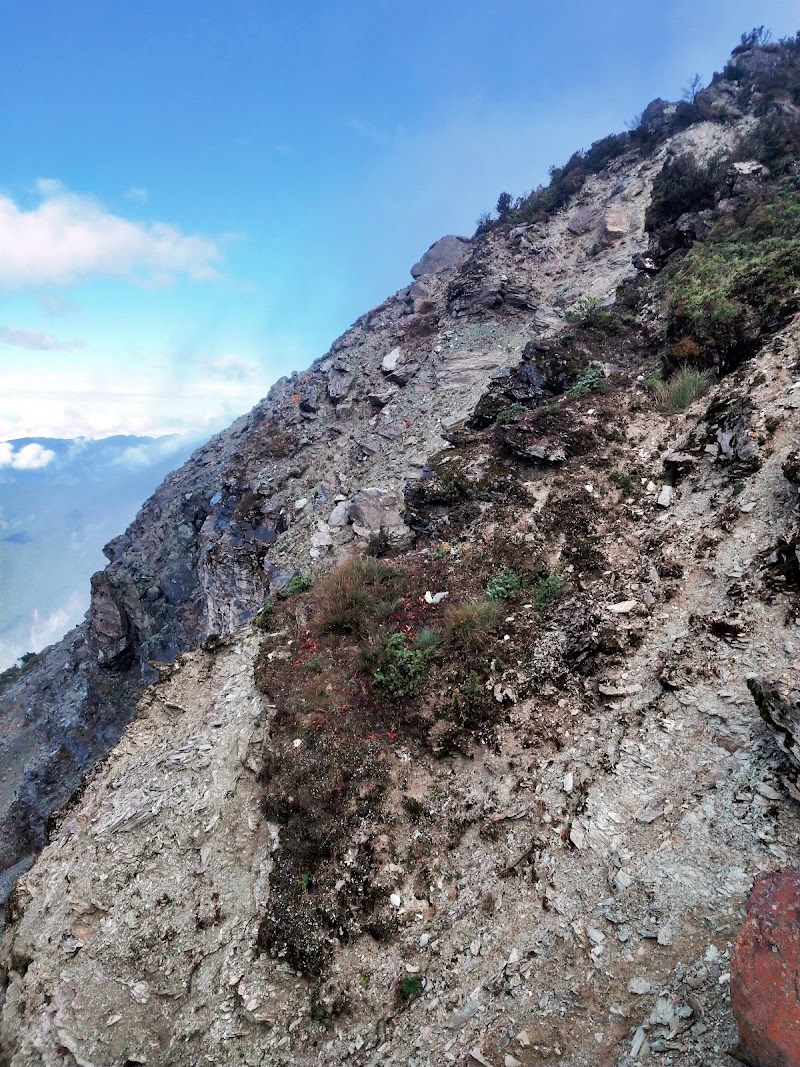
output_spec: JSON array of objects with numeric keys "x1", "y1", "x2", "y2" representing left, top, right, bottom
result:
[{"x1": 1, "y1": 0, "x2": 798, "y2": 444}]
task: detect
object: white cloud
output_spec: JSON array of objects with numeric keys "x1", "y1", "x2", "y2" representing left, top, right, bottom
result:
[
  {"x1": 0, "y1": 180, "x2": 223, "y2": 289},
  {"x1": 0, "y1": 442, "x2": 56, "y2": 469},
  {"x1": 124, "y1": 186, "x2": 149, "y2": 203},
  {"x1": 0, "y1": 358, "x2": 269, "y2": 440},
  {"x1": 0, "y1": 325, "x2": 86, "y2": 351},
  {"x1": 110, "y1": 435, "x2": 196, "y2": 470},
  {"x1": 205, "y1": 354, "x2": 260, "y2": 381},
  {"x1": 29, "y1": 591, "x2": 87, "y2": 655}
]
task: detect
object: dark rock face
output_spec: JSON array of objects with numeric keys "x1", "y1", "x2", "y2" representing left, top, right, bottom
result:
[
  {"x1": 639, "y1": 97, "x2": 676, "y2": 137},
  {"x1": 748, "y1": 678, "x2": 800, "y2": 768},
  {"x1": 89, "y1": 572, "x2": 135, "y2": 669},
  {"x1": 731, "y1": 868, "x2": 800, "y2": 1067},
  {"x1": 782, "y1": 451, "x2": 800, "y2": 486}
]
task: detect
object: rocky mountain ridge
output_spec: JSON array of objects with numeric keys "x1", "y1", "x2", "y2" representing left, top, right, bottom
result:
[{"x1": 2, "y1": 34, "x2": 800, "y2": 1066}]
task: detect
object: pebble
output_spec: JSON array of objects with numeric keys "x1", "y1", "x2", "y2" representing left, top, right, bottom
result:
[
  {"x1": 615, "y1": 869, "x2": 633, "y2": 892},
  {"x1": 468, "y1": 1048, "x2": 492, "y2": 1066},
  {"x1": 756, "y1": 782, "x2": 781, "y2": 801},
  {"x1": 630, "y1": 1027, "x2": 648, "y2": 1057},
  {"x1": 504, "y1": 1056, "x2": 522, "y2": 1067},
  {"x1": 629, "y1": 977, "x2": 652, "y2": 995},
  {"x1": 587, "y1": 925, "x2": 606, "y2": 945},
  {"x1": 445, "y1": 1002, "x2": 480, "y2": 1028}
]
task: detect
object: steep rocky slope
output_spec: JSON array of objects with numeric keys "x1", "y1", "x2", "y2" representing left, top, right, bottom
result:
[
  {"x1": 0, "y1": 109, "x2": 736, "y2": 902},
  {"x1": 2, "y1": 35, "x2": 800, "y2": 1067}
]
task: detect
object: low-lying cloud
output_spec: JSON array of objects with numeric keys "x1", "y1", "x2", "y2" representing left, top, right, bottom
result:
[
  {"x1": 0, "y1": 442, "x2": 56, "y2": 470},
  {"x1": 0, "y1": 180, "x2": 223, "y2": 289},
  {"x1": 205, "y1": 354, "x2": 260, "y2": 381},
  {"x1": 110, "y1": 434, "x2": 198, "y2": 470},
  {"x1": 0, "y1": 325, "x2": 86, "y2": 351}
]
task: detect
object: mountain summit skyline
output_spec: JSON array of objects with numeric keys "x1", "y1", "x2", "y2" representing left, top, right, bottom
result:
[{"x1": 2, "y1": 1, "x2": 798, "y2": 443}]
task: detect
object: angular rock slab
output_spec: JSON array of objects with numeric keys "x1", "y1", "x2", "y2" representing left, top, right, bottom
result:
[
  {"x1": 410, "y1": 235, "x2": 471, "y2": 278},
  {"x1": 731, "y1": 868, "x2": 800, "y2": 1067},
  {"x1": 435, "y1": 349, "x2": 505, "y2": 389},
  {"x1": 347, "y1": 487, "x2": 410, "y2": 542}
]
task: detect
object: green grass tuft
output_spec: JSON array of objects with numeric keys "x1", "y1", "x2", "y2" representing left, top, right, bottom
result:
[
  {"x1": 534, "y1": 574, "x2": 565, "y2": 611},
  {"x1": 486, "y1": 569, "x2": 521, "y2": 601},
  {"x1": 654, "y1": 366, "x2": 714, "y2": 413}
]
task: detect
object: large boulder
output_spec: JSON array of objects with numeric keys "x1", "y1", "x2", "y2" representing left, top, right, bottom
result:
[
  {"x1": 601, "y1": 204, "x2": 632, "y2": 244},
  {"x1": 567, "y1": 206, "x2": 600, "y2": 236},
  {"x1": 327, "y1": 363, "x2": 355, "y2": 403},
  {"x1": 347, "y1": 488, "x2": 410, "y2": 542},
  {"x1": 638, "y1": 97, "x2": 677, "y2": 137},
  {"x1": 410, "y1": 235, "x2": 471, "y2": 279},
  {"x1": 731, "y1": 868, "x2": 800, "y2": 1067},
  {"x1": 89, "y1": 572, "x2": 135, "y2": 669}
]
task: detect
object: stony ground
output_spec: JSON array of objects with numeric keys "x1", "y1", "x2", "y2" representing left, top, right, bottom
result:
[
  {"x1": 2, "y1": 298, "x2": 799, "y2": 1067},
  {"x1": 2, "y1": 60, "x2": 800, "y2": 1067}
]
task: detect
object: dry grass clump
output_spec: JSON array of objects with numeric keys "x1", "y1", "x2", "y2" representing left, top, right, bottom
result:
[
  {"x1": 313, "y1": 558, "x2": 397, "y2": 635},
  {"x1": 443, "y1": 600, "x2": 502, "y2": 650}
]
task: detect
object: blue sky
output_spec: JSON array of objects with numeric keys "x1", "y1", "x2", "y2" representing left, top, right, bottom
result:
[{"x1": 1, "y1": 0, "x2": 797, "y2": 442}]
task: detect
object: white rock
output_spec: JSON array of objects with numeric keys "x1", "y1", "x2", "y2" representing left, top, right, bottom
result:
[
  {"x1": 587, "y1": 925, "x2": 605, "y2": 945},
  {"x1": 381, "y1": 347, "x2": 404, "y2": 374},
  {"x1": 618, "y1": 866, "x2": 635, "y2": 892},
  {"x1": 328, "y1": 501, "x2": 349, "y2": 527},
  {"x1": 628, "y1": 977, "x2": 652, "y2": 995},
  {"x1": 389, "y1": 893, "x2": 402, "y2": 908},
  {"x1": 608, "y1": 600, "x2": 638, "y2": 614},
  {"x1": 569, "y1": 822, "x2": 586, "y2": 849},
  {"x1": 630, "y1": 1026, "x2": 649, "y2": 1057},
  {"x1": 293, "y1": 497, "x2": 308, "y2": 512},
  {"x1": 468, "y1": 1050, "x2": 493, "y2": 1067},
  {"x1": 656, "y1": 485, "x2": 673, "y2": 508}
]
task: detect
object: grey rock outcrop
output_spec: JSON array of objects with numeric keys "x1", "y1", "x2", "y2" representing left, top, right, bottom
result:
[
  {"x1": 347, "y1": 487, "x2": 410, "y2": 541},
  {"x1": 410, "y1": 234, "x2": 472, "y2": 278}
]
